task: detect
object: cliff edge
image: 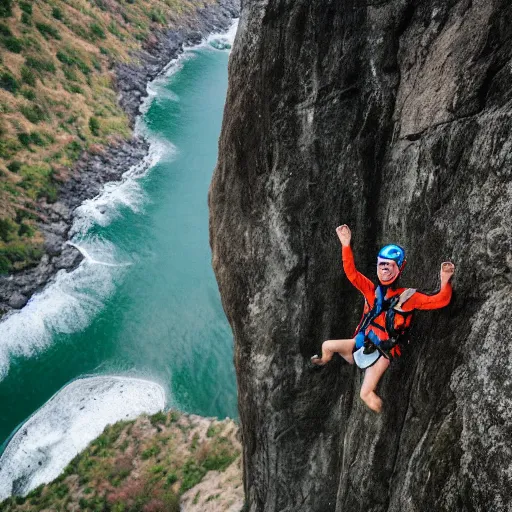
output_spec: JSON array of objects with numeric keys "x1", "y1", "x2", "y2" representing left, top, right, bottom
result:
[{"x1": 209, "y1": 1, "x2": 512, "y2": 511}]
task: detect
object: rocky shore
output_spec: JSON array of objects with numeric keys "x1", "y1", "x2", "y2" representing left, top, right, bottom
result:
[{"x1": 0, "y1": 0, "x2": 239, "y2": 316}]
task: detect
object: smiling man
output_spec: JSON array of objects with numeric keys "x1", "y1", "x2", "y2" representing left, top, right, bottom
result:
[{"x1": 311, "y1": 225, "x2": 455, "y2": 413}]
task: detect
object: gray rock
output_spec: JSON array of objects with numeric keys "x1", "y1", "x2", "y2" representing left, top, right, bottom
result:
[
  {"x1": 210, "y1": 1, "x2": 512, "y2": 511},
  {"x1": 8, "y1": 292, "x2": 28, "y2": 309},
  {"x1": 53, "y1": 245, "x2": 82, "y2": 271},
  {"x1": 43, "y1": 233, "x2": 63, "y2": 257}
]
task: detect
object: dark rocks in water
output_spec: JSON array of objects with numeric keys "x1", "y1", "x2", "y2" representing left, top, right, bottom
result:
[
  {"x1": 0, "y1": 0, "x2": 240, "y2": 316},
  {"x1": 210, "y1": 1, "x2": 512, "y2": 511},
  {"x1": 8, "y1": 292, "x2": 27, "y2": 310}
]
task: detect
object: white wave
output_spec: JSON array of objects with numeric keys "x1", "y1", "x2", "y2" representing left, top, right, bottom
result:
[
  {"x1": 67, "y1": 241, "x2": 131, "y2": 267},
  {"x1": 0, "y1": 253, "x2": 125, "y2": 380},
  {"x1": 136, "y1": 55, "x2": 189, "y2": 121},
  {"x1": 205, "y1": 19, "x2": 239, "y2": 50},
  {"x1": 70, "y1": 139, "x2": 171, "y2": 237},
  {"x1": 0, "y1": 376, "x2": 167, "y2": 500}
]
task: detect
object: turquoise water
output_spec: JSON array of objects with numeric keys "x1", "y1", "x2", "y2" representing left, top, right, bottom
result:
[{"x1": 0, "y1": 45, "x2": 237, "y2": 446}]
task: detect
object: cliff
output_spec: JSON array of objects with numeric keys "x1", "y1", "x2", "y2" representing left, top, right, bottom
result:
[{"x1": 209, "y1": 1, "x2": 512, "y2": 511}]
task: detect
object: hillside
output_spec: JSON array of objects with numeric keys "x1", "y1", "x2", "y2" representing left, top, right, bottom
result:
[
  {"x1": 0, "y1": 411, "x2": 243, "y2": 511},
  {"x1": 0, "y1": 0, "x2": 218, "y2": 275}
]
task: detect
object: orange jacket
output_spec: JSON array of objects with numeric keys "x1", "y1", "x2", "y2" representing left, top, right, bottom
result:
[{"x1": 342, "y1": 245, "x2": 452, "y2": 343}]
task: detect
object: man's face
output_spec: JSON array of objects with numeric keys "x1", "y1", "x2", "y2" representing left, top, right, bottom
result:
[{"x1": 377, "y1": 258, "x2": 400, "y2": 284}]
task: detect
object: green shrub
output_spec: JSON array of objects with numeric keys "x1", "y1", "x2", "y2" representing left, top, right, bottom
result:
[
  {"x1": 18, "y1": 132, "x2": 31, "y2": 146},
  {"x1": 20, "y1": 104, "x2": 47, "y2": 124},
  {"x1": 77, "y1": 60, "x2": 91, "y2": 74},
  {"x1": 25, "y1": 57, "x2": 56, "y2": 74},
  {"x1": 206, "y1": 424, "x2": 223, "y2": 438},
  {"x1": 21, "y1": 66, "x2": 36, "y2": 86},
  {"x1": 0, "y1": 0, "x2": 12, "y2": 17},
  {"x1": 150, "y1": 9, "x2": 166, "y2": 24},
  {"x1": 21, "y1": 12, "x2": 31, "y2": 24},
  {"x1": 89, "y1": 116, "x2": 100, "y2": 136},
  {"x1": 64, "y1": 83, "x2": 83, "y2": 94},
  {"x1": 18, "y1": 222, "x2": 34, "y2": 237},
  {"x1": 0, "y1": 254, "x2": 11, "y2": 274},
  {"x1": 91, "y1": 56, "x2": 101, "y2": 71},
  {"x1": 150, "y1": 411, "x2": 167, "y2": 426},
  {"x1": 36, "y1": 22, "x2": 61, "y2": 40},
  {"x1": 0, "y1": 22, "x2": 10, "y2": 36},
  {"x1": 7, "y1": 160, "x2": 21, "y2": 173},
  {"x1": 66, "y1": 140, "x2": 82, "y2": 159},
  {"x1": 39, "y1": 182, "x2": 58, "y2": 203},
  {"x1": 180, "y1": 459, "x2": 206, "y2": 492},
  {"x1": 1, "y1": 36, "x2": 22, "y2": 53},
  {"x1": 0, "y1": 71, "x2": 19, "y2": 93},
  {"x1": 52, "y1": 7, "x2": 63, "y2": 20},
  {"x1": 56, "y1": 49, "x2": 90, "y2": 74},
  {"x1": 99, "y1": 46, "x2": 109, "y2": 55},
  {"x1": 69, "y1": 22, "x2": 89, "y2": 40},
  {"x1": 0, "y1": 217, "x2": 17, "y2": 242},
  {"x1": 21, "y1": 87, "x2": 36, "y2": 100},
  {"x1": 108, "y1": 21, "x2": 122, "y2": 38},
  {"x1": 53, "y1": 483, "x2": 69, "y2": 499},
  {"x1": 165, "y1": 472, "x2": 178, "y2": 487},
  {"x1": 203, "y1": 448, "x2": 238, "y2": 471},
  {"x1": 19, "y1": 35, "x2": 40, "y2": 50},
  {"x1": 28, "y1": 131, "x2": 46, "y2": 146},
  {"x1": 63, "y1": 67, "x2": 78, "y2": 81},
  {"x1": 90, "y1": 22, "x2": 106, "y2": 39},
  {"x1": 19, "y1": 1, "x2": 32, "y2": 15},
  {"x1": 0, "y1": 242, "x2": 43, "y2": 273},
  {"x1": 0, "y1": 138, "x2": 21, "y2": 158},
  {"x1": 141, "y1": 445, "x2": 160, "y2": 460},
  {"x1": 56, "y1": 50, "x2": 74, "y2": 66}
]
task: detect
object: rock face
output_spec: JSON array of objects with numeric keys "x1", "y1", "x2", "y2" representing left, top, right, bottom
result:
[{"x1": 209, "y1": 1, "x2": 512, "y2": 511}]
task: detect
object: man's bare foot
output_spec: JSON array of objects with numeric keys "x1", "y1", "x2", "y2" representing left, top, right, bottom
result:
[
  {"x1": 440, "y1": 261, "x2": 455, "y2": 285},
  {"x1": 336, "y1": 225, "x2": 351, "y2": 247},
  {"x1": 311, "y1": 355, "x2": 327, "y2": 366}
]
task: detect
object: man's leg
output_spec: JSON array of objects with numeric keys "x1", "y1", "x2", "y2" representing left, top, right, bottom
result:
[
  {"x1": 311, "y1": 338, "x2": 356, "y2": 365},
  {"x1": 360, "y1": 356, "x2": 390, "y2": 413}
]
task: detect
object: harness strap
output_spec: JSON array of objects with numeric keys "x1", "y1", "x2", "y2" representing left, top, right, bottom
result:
[{"x1": 394, "y1": 288, "x2": 417, "y2": 312}]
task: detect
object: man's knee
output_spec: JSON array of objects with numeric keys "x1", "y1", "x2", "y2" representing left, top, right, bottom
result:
[{"x1": 360, "y1": 387, "x2": 371, "y2": 401}]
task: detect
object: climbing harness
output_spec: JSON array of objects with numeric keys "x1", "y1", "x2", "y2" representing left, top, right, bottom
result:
[{"x1": 353, "y1": 286, "x2": 416, "y2": 369}]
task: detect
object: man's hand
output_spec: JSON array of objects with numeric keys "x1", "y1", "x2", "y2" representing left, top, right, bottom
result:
[
  {"x1": 336, "y1": 225, "x2": 351, "y2": 247},
  {"x1": 440, "y1": 261, "x2": 455, "y2": 285}
]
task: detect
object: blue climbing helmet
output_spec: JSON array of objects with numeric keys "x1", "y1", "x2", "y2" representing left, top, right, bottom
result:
[{"x1": 378, "y1": 244, "x2": 406, "y2": 269}]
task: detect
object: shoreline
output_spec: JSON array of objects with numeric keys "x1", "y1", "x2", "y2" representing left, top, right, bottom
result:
[{"x1": 0, "y1": 0, "x2": 239, "y2": 317}]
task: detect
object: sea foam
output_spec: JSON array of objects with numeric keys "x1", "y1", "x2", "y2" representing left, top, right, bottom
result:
[{"x1": 0, "y1": 376, "x2": 166, "y2": 500}]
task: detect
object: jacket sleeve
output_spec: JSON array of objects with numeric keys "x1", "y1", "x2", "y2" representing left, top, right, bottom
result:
[
  {"x1": 342, "y1": 245, "x2": 375, "y2": 300},
  {"x1": 403, "y1": 282, "x2": 452, "y2": 311}
]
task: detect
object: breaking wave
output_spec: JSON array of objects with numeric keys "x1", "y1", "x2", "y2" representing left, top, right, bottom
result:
[{"x1": 0, "y1": 376, "x2": 166, "y2": 500}]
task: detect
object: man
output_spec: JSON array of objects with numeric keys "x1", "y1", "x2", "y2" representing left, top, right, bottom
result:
[{"x1": 311, "y1": 225, "x2": 455, "y2": 413}]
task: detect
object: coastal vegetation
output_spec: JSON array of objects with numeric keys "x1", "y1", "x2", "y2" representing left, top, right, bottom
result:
[
  {"x1": 0, "y1": 410, "x2": 242, "y2": 511},
  {"x1": 0, "y1": 0, "x2": 202, "y2": 274}
]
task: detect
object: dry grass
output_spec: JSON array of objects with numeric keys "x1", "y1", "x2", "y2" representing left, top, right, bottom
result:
[{"x1": 0, "y1": 0, "x2": 197, "y2": 273}]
